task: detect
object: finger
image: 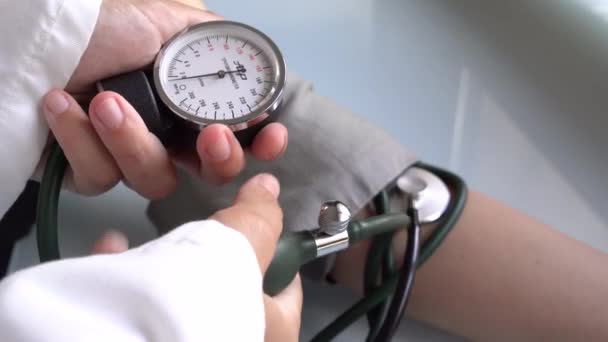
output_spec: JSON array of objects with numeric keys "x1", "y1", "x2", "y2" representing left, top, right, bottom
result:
[
  {"x1": 149, "y1": 2, "x2": 223, "y2": 43},
  {"x1": 89, "y1": 91, "x2": 177, "y2": 199},
  {"x1": 263, "y1": 273, "x2": 303, "y2": 342},
  {"x1": 210, "y1": 173, "x2": 282, "y2": 272},
  {"x1": 197, "y1": 124, "x2": 245, "y2": 184},
  {"x1": 172, "y1": 0, "x2": 208, "y2": 9},
  {"x1": 171, "y1": 2, "x2": 222, "y2": 25},
  {"x1": 91, "y1": 230, "x2": 129, "y2": 254},
  {"x1": 42, "y1": 89, "x2": 121, "y2": 195},
  {"x1": 251, "y1": 123, "x2": 288, "y2": 162}
]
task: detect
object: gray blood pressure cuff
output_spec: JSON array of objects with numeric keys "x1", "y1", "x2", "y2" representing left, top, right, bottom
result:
[{"x1": 147, "y1": 74, "x2": 417, "y2": 280}]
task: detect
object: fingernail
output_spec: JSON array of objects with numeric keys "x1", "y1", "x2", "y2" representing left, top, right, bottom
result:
[
  {"x1": 256, "y1": 173, "x2": 280, "y2": 198},
  {"x1": 95, "y1": 98, "x2": 124, "y2": 130},
  {"x1": 103, "y1": 230, "x2": 129, "y2": 250},
  {"x1": 44, "y1": 90, "x2": 69, "y2": 117},
  {"x1": 93, "y1": 229, "x2": 129, "y2": 254},
  {"x1": 280, "y1": 129, "x2": 288, "y2": 155},
  {"x1": 206, "y1": 131, "x2": 231, "y2": 162}
]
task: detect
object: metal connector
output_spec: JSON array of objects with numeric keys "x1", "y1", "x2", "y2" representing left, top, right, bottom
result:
[{"x1": 314, "y1": 201, "x2": 351, "y2": 257}]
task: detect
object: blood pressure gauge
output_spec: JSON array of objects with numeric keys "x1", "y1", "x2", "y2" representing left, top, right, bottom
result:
[{"x1": 98, "y1": 21, "x2": 287, "y2": 146}]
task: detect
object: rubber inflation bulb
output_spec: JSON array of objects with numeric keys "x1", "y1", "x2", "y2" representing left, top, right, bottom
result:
[{"x1": 263, "y1": 231, "x2": 317, "y2": 296}]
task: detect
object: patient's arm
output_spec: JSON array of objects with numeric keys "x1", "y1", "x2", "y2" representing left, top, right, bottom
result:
[
  {"x1": 153, "y1": 1, "x2": 608, "y2": 338},
  {"x1": 331, "y1": 190, "x2": 608, "y2": 341}
]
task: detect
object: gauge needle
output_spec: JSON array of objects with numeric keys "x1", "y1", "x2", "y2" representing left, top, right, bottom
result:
[{"x1": 169, "y1": 69, "x2": 246, "y2": 81}]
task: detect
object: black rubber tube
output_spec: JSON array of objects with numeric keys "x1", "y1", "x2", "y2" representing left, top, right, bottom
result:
[{"x1": 372, "y1": 205, "x2": 420, "y2": 341}]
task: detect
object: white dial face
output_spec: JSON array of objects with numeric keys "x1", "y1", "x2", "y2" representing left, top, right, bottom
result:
[{"x1": 154, "y1": 22, "x2": 285, "y2": 125}]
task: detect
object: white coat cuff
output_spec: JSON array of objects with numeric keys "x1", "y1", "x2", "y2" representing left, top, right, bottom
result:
[
  {"x1": 0, "y1": 0, "x2": 101, "y2": 216},
  {"x1": 0, "y1": 219, "x2": 265, "y2": 342}
]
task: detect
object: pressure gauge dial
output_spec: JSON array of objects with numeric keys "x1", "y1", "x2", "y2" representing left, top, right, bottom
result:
[
  {"x1": 153, "y1": 20, "x2": 286, "y2": 135},
  {"x1": 98, "y1": 20, "x2": 286, "y2": 146}
]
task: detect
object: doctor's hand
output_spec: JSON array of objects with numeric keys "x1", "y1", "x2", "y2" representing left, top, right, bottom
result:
[
  {"x1": 210, "y1": 174, "x2": 303, "y2": 341},
  {"x1": 91, "y1": 174, "x2": 303, "y2": 341},
  {"x1": 38, "y1": 0, "x2": 288, "y2": 198}
]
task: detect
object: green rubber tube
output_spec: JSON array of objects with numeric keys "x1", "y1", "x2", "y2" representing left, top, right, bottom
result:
[
  {"x1": 364, "y1": 192, "x2": 393, "y2": 329},
  {"x1": 311, "y1": 164, "x2": 468, "y2": 341},
  {"x1": 310, "y1": 275, "x2": 399, "y2": 342},
  {"x1": 36, "y1": 140, "x2": 467, "y2": 342},
  {"x1": 36, "y1": 142, "x2": 66, "y2": 262},
  {"x1": 263, "y1": 214, "x2": 410, "y2": 296},
  {"x1": 36, "y1": 140, "x2": 412, "y2": 298},
  {"x1": 416, "y1": 163, "x2": 468, "y2": 265},
  {"x1": 347, "y1": 214, "x2": 410, "y2": 242},
  {"x1": 365, "y1": 192, "x2": 396, "y2": 338}
]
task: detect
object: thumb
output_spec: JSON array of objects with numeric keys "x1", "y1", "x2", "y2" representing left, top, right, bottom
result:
[
  {"x1": 91, "y1": 230, "x2": 129, "y2": 254},
  {"x1": 210, "y1": 173, "x2": 283, "y2": 273},
  {"x1": 264, "y1": 273, "x2": 303, "y2": 342}
]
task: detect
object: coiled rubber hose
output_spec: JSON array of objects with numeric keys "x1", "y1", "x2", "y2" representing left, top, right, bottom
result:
[{"x1": 36, "y1": 142, "x2": 467, "y2": 342}]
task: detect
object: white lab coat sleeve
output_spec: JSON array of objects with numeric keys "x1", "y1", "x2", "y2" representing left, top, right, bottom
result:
[
  {"x1": 0, "y1": 0, "x2": 100, "y2": 217},
  {"x1": 0, "y1": 1, "x2": 267, "y2": 340},
  {"x1": 0, "y1": 219, "x2": 266, "y2": 342}
]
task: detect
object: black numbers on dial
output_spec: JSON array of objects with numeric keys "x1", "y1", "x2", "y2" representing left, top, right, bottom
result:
[{"x1": 165, "y1": 34, "x2": 277, "y2": 121}]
